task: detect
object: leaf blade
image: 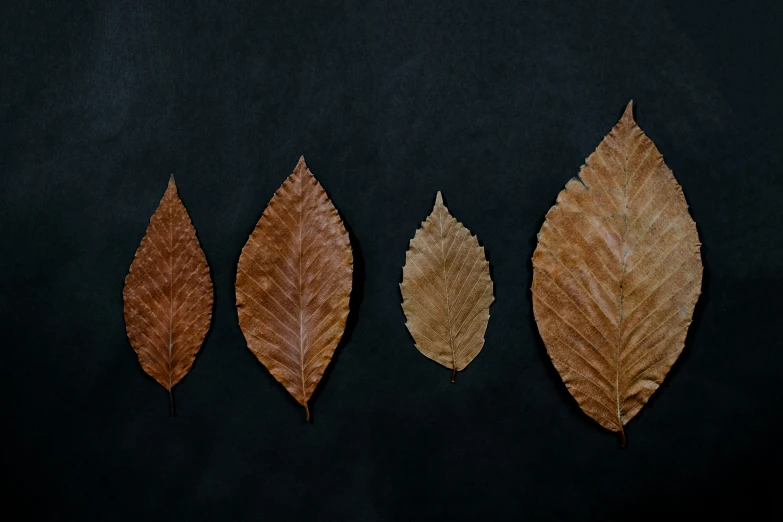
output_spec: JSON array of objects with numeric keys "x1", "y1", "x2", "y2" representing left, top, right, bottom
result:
[
  {"x1": 401, "y1": 192, "x2": 494, "y2": 380},
  {"x1": 532, "y1": 102, "x2": 703, "y2": 439},
  {"x1": 123, "y1": 178, "x2": 214, "y2": 409},
  {"x1": 236, "y1": 157, "x2": 353, "y2": 420}
]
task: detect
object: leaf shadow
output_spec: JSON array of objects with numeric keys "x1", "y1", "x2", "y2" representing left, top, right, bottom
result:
[
  {"x1": 475, "y1": 223, "x2": 496, "y2": 382},
  {"x1": 527, "y1": 210, "x2": 610, "y2": 443},
  {"x1": 308, "y1": 223, "x2": 366, "y2": 420}
]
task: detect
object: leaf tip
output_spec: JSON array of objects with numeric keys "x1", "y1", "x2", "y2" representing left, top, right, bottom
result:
[
  {"x1": 621, "y1": 100, "x2": 635, "y2": 123},
  {"x1": 435, "y1": 191, "x2": 444, "y2": 206},
  {"x1": 163, "y1": 176, "x2": 179, "y2": 201}
]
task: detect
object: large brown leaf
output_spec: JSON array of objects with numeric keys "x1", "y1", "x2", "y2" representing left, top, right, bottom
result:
[
  {"x1": 532, "y1": 102, "x2": 703, "y2": 444},
  {"x1": 123, "y1": 178, "x2": 214, "y2": 412},
  {"x1": 236, "y1": 156, "x2": 353, "y2": 420},
  {"x1": 401, "y1": 192, "x2": 494, "y2": 381}
]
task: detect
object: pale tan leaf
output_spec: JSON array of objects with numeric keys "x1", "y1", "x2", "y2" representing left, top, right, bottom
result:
[
  {"x1": 532, "y1": 102, "x2": 703, "y2": 444},
  {"x1": 236, "y1": 156, "x2": 353, "y2": 420},
  {"x1": 123, "y1": 178, "x2": 214, "y2": 412},
  {"x1": 401, "y1": 192, "x2": 494, "y2": 381}
]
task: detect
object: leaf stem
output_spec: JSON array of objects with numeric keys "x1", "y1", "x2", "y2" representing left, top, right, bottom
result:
[
  {"x1": 619, "y1": 426, "x2": 627, "y2": 448},
  {"x1": 169, "y1": 388, "x2": 175, "y2": 417},
  {"x1": 451, "y1": 367, "x2": 456, "y2": 383},
  {"x1": 304, "y1": 403, "x2": 311, "y2": 422}
]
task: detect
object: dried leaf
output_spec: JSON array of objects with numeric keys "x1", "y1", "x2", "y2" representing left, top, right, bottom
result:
[
  {"x1": 401, "y1": 192, "x2": 494, "y2": 381},
  {"x1": 236, "y1": 157, "x2": 353, "y2": 420},
  {"x1": 532, "y1": 102, "x2": 703, "y2": 444},
  {"x1": 123, "y1": 178, "x2": 214, "y2": 412}
]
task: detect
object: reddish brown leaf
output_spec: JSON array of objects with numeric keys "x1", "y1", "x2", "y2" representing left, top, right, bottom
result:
[
  {"x1": 236, "y1": 157, "x2": 353, "y2": 420},
  {"x1": 532, "y1": 102, "x2": 703, "y2": 444},
  {"x1": 123, "y1": 178, "x2": 214, "y2": 412}
]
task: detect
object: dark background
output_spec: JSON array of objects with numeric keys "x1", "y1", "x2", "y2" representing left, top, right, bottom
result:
[{"x1": 3, "y1": 0, "x2": 782, "y2": 520}]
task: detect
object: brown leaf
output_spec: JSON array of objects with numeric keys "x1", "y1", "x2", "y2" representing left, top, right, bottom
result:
[
  {"x1": 532, "y1": 102, "x2": 703, "y2": 444},
  {"x1": 236, "y1": 157, "x2": 353, "y2": 420},
  {"x1": 123, "y1": 178, "x2": 214, "y2": 412},
  {"x1": 401, "y1": 192, "x2": 494, "y2": 382}
]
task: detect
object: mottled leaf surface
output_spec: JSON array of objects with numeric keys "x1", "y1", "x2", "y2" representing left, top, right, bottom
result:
[
  {"x1": 236, "y1": 157, "x2": 353, "y2": 420},
  {"x1": 401, "y1": 192, "x2": 494, "y2": 381},
  {"x1": 532, "y1": 102, "x2": 703, "y2": 443},
  {"x1": 123, "y1": 178, "x2": 214, "y2": 410}
]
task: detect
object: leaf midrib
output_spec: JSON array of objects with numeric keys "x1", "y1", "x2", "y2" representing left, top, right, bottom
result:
[
  {"x1": 297, "y1": 169, "x2": 307, "y2": 415},
  {"x1": 615, "y1": 129, "x2": 632, "y2": 432},
  {"x1": 437, "y1": 204, "x2": 457, "y2": 372}
]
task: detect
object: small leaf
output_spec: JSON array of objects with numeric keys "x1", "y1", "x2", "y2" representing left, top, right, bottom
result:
[
  {"x1": 123, "y1": 178, "x2": 214, "y2": 413},
  {"x1": 236, "y1": 156, "x2": 353, "y2": 420},
  {"x1": 400, "y1": 192, "x2": 494, "y2": 381},
  {"x1": 531, "y1": 102, "x2": 703, "y2": 445}
]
